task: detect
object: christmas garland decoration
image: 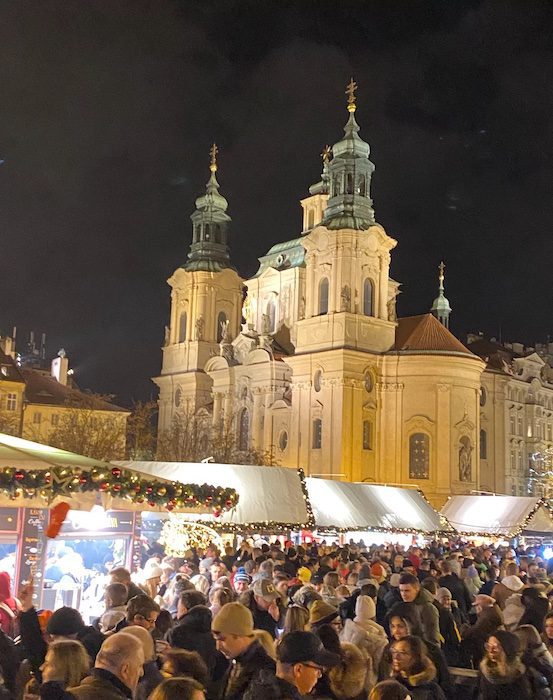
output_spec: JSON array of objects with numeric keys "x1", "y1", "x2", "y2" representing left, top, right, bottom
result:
[{"x1": 0, "y1": 465, "x2": 239, "y2": 515}]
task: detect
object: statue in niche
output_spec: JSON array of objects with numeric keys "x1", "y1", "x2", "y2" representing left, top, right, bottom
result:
[
  {"x1": 387, "y1": 296, "x2": 397, "y2": 322},
  {"x1": 163, "y1": 325, "x2": 170, "y2": 346},
  {"x1": 261, "y1": 313, "x2": 271, "y2": 335},
  {"x1": 298, "y1": 295, "x2": 306, "y2": 320},
  {"x1": 242, "y1": 295, "x2": 251, "y2": 324},
  {"x1": 459, "y1": 436, "x2": 473, "y2": 482},
  {"x1": 340, "y1": 285, "x2": 351, "y2": 312},
  {"x1": 219, "y1": 318, "x2": 230, "y2": 343},
  {"x1": 195, "y1": 316, "x2": 204, "y2": 341}
]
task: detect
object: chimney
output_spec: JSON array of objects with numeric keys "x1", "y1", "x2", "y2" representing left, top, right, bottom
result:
[{"x1": 51, "y1": 348, "x2": 69, "y2": 386}]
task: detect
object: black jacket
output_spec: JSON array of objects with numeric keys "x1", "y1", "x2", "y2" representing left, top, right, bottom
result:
[
  {"x1": 238, "y1": 590, "x2": 278, "y2": 639},
  {"x1": 166, "y1": 605, "x2": 225, "y2": 677},
  {"x1": 220, "y1": 640, "x2": 275, "y2": 700},
  {"x1": 438, "y1": 573, "x2": 472, "y2": 621},
  {"x1": 243, "y1": 670, "x2": 302, "y2": 700}
]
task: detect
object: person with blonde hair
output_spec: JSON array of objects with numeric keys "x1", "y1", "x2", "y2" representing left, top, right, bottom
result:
[
  {"x1": 148, "y1": 677, "x2": 205, "y2": 700},
  {"x1": 252, "y1": 629, "x2": 276, "y2": 659},
  {"x1": 283, "y1": 605, "x2": 309, "y2": 634},
  {"x1": 40, "y1": 639, "x2": 90, "y2": 689}
]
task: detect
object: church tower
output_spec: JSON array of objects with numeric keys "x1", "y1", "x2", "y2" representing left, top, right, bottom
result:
[
  {"x1": 430, "y1": 261, "x2": 452, "y2": 328},
  {"x1": 154, "y1": 145, "x2": 244, "y2": 432}
]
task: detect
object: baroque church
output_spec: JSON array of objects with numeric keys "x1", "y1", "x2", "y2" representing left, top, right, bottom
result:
[{"x1": 154, "y1": 82, "x2": 486, "y2": 507}]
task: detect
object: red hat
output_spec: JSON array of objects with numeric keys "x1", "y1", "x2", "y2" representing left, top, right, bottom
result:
[{"x1": 370, "y1": 563, "x2": 386, "y2": 582}]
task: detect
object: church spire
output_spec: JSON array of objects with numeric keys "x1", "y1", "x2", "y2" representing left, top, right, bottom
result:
[
  {"x1": 322, "y1": 78, "x2": 376, "y2": 231},
  {"x1": 184, "y1": 143, "x2": 233, "y2": 272},
  {"x1": 431, "y1": 261, "x2": 452, "y2": 328}
]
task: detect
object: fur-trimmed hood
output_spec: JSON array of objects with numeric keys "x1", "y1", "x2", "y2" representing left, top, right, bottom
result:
[
  {"x1": 328, "y1": 642, "x2": 369, "y2": 699},
  {"x1": 400, "y1": 656, "x2": 438, "y2": 687},
  {"x1": 479, "y1": 656, "x2": 526, "y2": 684}
]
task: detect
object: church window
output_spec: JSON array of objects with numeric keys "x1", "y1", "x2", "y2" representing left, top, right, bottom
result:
[
  {"x1": 509, "y1": 413, "x2": 516, "y2": 434},
  {"x1": 174, "y1": 388, "x2": 182, "y2": 408},
  {"x1": 238, "y1": 408, "x2": 249, "y2": 451},
  {"x1": 358, "y1": 175, "x2": 366, "y2": 196},
  {"x1": 364, "y1": 372, "x2": 374, "y2": 393},
  {"x1": 409, "y1": 433, "x2": 429, "y2": 479},
  {"x1": 313, "y1": 370, "x2": 323, "y2": 392},
  {"x1": 363, "y1": 279, "x2": 374, "y2": 316},
  {"x1": 362, "y1": 420, "x2": 373, "y2": 450},
  {"x1": 480, "y1": 429, "x2": 487, "y2": 459},
  {"x1": 178, "y1": 312, "x2": 187, "y2": 343},
  {"x1": 217, "y1": 311, "x2": 228, "y2": 343},
  {"x1": 278, "y1": 430, "x2": 288, "y2": 452},
  {"x1": 334, "y1": 176, "x2": 342, "y2": 196},
  {"x1": 266, "y1": 300, "x2": 276, "y2": 332},
  {"x1": 346, "y1": 173, "x2": 354, "y2": 194},
  {"x1": 214, "y1": 224, "x2": 221, "y2": 243},
  {"x1": 312, "y1": 418, "x2": 322, "y2": 449},
  {"x1": 204, "y1": 223, "x2": 210, "y2": 240},
  {"x1": 319, "y1": 278, "x2": 329, "y2": 315},
  {"x1": 307, "y1": 209, "x2": 315, "y2": 228},
  {"x1": 480, "y1": 387, "x2": 487, "y2": 407}
]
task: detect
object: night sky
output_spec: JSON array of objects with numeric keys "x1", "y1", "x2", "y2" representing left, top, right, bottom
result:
[{"x1": 1, "y1": 1, "x2": 552, "y2": 407}]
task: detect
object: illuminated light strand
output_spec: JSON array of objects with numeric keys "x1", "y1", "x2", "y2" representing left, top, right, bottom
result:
[
  {"x1": 159, "y1": 519, "x2": 224, "y2": 556},
  {"x1": 0, "y1": 466, "x2": 239, "y2": 514}
]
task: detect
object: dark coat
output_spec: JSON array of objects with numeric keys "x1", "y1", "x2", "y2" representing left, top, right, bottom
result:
[
  {"x1": 220, "y1": 640, "x2": 276, "y2": 700},
  {"x1": 67, "y1": 669, "x2": 132, "y2": 700},
  {"x1": 439, "y1": 573, "x2": 472, "y2": 621},
  {"x1": 379, "y1": 640, "x2": 453, "y2": 697},
  {"x1": 390, "y1": 657, "x2": 447, "y2": 700},
  {"x1": 243, "y1": 670, "x2": 302, "y2": 700},
  {"x1": 435, "y1": 601, "x2": 461, "y2": 666},
  {"x1": 238, "y1": 590, "x2": 278, "y2": 638},
  {"x1": 460, "y1": 604, "x2": 503, "y2": 668},
  {"x1": 167, "y1": 605, "x2": 219, "y2": 671},
  {"x1": 477, "y1": 658, "x2": 535, "y2": 700},
  {"x1": 135, "y1": 660, "x2": 163, "y2": 700}
]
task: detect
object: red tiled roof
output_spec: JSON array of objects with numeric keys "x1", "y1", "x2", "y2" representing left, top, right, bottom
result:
[
  {"x1": 394, "y1": 314, "x2": 473, "y2": 355},
  {"x1": 21, "y1": 369, "x2": 127, "y2": 412}
]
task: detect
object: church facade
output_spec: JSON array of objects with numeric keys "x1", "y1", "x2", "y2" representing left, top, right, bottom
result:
[{"x1": 153, "y1": 84, "x2": 486, "y2": 507}]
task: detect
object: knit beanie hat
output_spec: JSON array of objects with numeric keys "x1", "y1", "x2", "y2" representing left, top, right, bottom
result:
[
  {"x1": 212, "y1": 602, "x2": 254, "y2": 637},
  {"x1": 370, "y1": 563, "x2": 386, "y2": 582},
  {"x1": 234, "y1": 567, "x2": 251, "y2": 585},
  {"x1": 309, "y1": 599, "x2": 339, "y2": 627},
  {"x1": 390, "y1": 573, "x2": 401, "y2": 588},
  {"x1": 46, "y1": 606, "x2": 84, "y2": 636},
  {"x1": 297, "y1": 566, "x2": 312, "y2": 583},
  {"x1": 354, "y1": 594, "x2": 376, "y2": 622},
  {"x1": 474, "y1": 594, "x2": 496, "y2": 608},
  {"x1": 490, "y1": 629, "x2": 521, "y2": 661}
]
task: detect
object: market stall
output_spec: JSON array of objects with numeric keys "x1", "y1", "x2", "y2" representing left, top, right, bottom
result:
[
  {"x1": 306, "y1": 478, "x2": 449, "y2": 544},
  {"x1": 440, "y1": 494, "x2": 553, "y2": 539}
]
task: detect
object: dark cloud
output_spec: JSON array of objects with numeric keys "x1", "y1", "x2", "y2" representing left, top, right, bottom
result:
[{"x1": 0, "y1": 0, "x2": 551, "y2": 405}]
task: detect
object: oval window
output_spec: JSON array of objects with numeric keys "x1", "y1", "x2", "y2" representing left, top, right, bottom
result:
[
  {"x1": 174, "y1": 388, "x2": 182, "y2": 408},
  {"x1": 313, "y1": 370, "x2": 323, "y2": 392},
  {"x1": 480, "y1": 387, "x2": 487, "y2": 407},
  {"x1": 278, "y1": 430, "x2": 288, "y2": 451},
  {"x1": 364, "y1": 372, "x2": 374, "y2": 393}
]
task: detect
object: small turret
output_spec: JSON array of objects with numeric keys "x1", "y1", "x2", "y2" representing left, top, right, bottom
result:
[{"x1": 431, "y1": 261, "x2": 452, "y2": 328}]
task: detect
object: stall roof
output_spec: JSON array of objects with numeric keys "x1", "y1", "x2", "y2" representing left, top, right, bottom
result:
[
  {"x1": 440, "y1": 495, "x2": 553, "y2": 537},
  {"x1": 0, "y1": 432, "x2": 112, "y2": 470},
  {"x1": 114, "y1": 461, "x2": 312, "y2": 530},
  {"x1": 306, "y1": 478, "x2": 448, "y2": 534}
]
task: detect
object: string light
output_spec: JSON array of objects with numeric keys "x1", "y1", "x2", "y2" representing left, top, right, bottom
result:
[{"x1": 159, "y1": 519, "x2": 224, "y2": 555}]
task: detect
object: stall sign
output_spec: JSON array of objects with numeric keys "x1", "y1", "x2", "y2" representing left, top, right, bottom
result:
[
  {"x1": 18, "y1": 507, "x2": 48, "y2": 607},
  {"x1": 59, "y1": 510, "x2": 134, "y2": 535}
]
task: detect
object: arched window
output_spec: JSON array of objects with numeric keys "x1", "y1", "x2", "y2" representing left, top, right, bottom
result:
[
  {"x1": 312, "y1": 418, "x2": 322, "y2": 449},
  {"x1": 319, "y1": 278, "x2": 329, "y2": 315},
  {"x1": 217, "y1": 311, "x2": 228, "y2": 343},
  {"x1": 213, "y1": 224, "x2": 221, "y2": 243},
  {"x1": 307, "y1": 209, "x2": 315, "y2": 228},
  {"x1": 204, "y1": 223, "x2": 211, "y2": 240},
  {"x1": 238, "y1": 408, "x2": 249, "y2": 451},
  {"x1": 363, "y1": 279, "x2": 373, "y2": 316},
  {"x1": 334, "y1": 176, "x2": 342, "y2": 196},
  {"x1": 178, "y1": 311, "x2": 187, "y2": 342},
  {"x1": 409, "y1": 433, "x2": 429, "y2": 479},
  {"x1": 480, "y1": 429, "x2": 487, "y2": 459},
  {"x1": 362, "y1": 420, "x2": 373, "y2": 450},
  {"x1": 346, "y1": 173, "x2": 354, "y2": 194},
  {"x1": 358, "y1": 175, "x2": 366, "y2": 196}
]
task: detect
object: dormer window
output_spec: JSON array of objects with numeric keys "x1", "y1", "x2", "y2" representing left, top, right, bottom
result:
[{"x1": 0, "y1": 366, "x2": 7, "y2": 377}]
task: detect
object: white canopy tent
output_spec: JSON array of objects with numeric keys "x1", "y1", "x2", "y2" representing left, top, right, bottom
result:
[
  {"x1": 306, "y1": 478, "x2": 448, "y2": 535},
  {"x1": 114, "y1": 461, "x2": 312, "y2": 530},
  {"x1": 441, "y1": 495, "x2": 553, "y2": 538}
]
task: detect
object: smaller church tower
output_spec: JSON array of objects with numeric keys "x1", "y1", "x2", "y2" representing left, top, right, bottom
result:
[
  {"x1": 431, "y1": 261, "x2": 452, "y2": 328},
  {"x1": 154, "y1": 145, "x2": 244, "y2": 432}
]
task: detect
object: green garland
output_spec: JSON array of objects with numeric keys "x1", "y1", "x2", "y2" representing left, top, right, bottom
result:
[{"x1": 0, "y1": 466, "x2": 239, "y2": 514}]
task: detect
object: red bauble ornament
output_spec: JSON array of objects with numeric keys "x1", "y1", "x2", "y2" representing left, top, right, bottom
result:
[
  {"x1": 111, "y1": 467, "x2": 121, "y2": 478},
  {"x1": 148, "y1": 500, "x2": 155, "y2": 507},
  {"x1": 146, "y1": 487, "x2": 153, "y2": 494},
  {"x1": 207, "y1": 496, "x2": 213, "y2": 502},
  {"x1": 113, "y1": 484, "x2": 121, "y2": 492},
  {"x1": 135, "y1": 485, "x2": 141, "y2": 493},
  {"x1": 167, "y1": 504, "x2": 174, "y2": 511},
  {"x1": 79, "y1": 475, "x2": 87, "y2": 485},
  {"x1": 225, "y1": 499, "x2": 233, "y2": 507},
  {"x1": 99, "y1": 482, "x2": 109, "y2": 491},
  {"x1": 14, "y1": 471, "x2": 24, "y2": 481},
  {"x1": 214, "y1": 509, "x2": 222, "y2": 518}
]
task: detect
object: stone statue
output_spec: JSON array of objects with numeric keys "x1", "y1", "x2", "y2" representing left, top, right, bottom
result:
[
  {"x1": 195, "y1": 316, "x2": 204, "y2": 341},
  {"x1": 242, "y1": 295, "x2": 251, "y2": 323},
  {"x1": 163, "y1": 325, "x2": 170, "y2": 346},
  {"x1": 387, "y1": 296, "x2": 397, "y2": 322},
  {"x1": 459, "y1": 437, "x2": 472, "y2": 482},
  {"x1": 298, "y1": 295, "x2": 306, "y2": 320},
  {"x1": 340, "y1": 285, "x2": 351, "y2": 312},
  {"x1": 261, "y1": 313, "x2": 271, "y2": 335},
  {"x1": 219, "y1": 318, "x2": 230, "y2": 343}
]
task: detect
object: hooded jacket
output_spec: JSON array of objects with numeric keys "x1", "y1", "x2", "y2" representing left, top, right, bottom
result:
[
  {"x1": 491, "y1": 576, "x2": 525, "y2": 610},
  {"x1": 339, "y1": 595, "x2": 387, "y2": 682},
  {"x1": 460, "y1": 602, "x2": 503, "y2": 667},
  {"x1": 391, "y1": 656, "x2": 447, "y2": 700},
  {"x1": 478, "y1": 657, "x2": 535, "y2": 700},
  {"x1": 219, "y1": 639, "x2": 276, "y2": 700},
  {"x1": 166, "y1": 605, "x2": 220, "y2": 673},
  {"x1": 325, "y1": 642, "x2": 370, "y2": 700},
  {"x1": 0, "y1": 573, "x2": 17, "y2": 637},
  {"x1": 438, "y1": 572, "x2": 472, "y2": 621},
  {"x1": 412, "y1": 588, "x2": 441, "y2": 647}
]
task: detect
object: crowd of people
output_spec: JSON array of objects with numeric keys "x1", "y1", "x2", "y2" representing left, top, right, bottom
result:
[{"x1": 1, "y1": 538, "x2": 553, "y2": 700}]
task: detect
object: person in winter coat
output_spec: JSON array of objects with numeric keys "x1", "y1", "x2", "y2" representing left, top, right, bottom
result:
[
  {"x1": 515, "y1": 624, "x2": 553, "y2": 689},
  {"x1": 397, "y1": 574, "x2": 440, "y2": 647},
  {"x1": 477, "y1": 629, "x2": 551, "y2": 700},
  {"x1": 383, "y1": 574, "x2": 402, "y2": 614},
  {"x1": 438, "y1": 560, "x2": 472, "y2": 622},
  {"x1": 463, "y1": 565, "x2": 483, "y2": 600},
  {"x1": 389, "y1": 635, "x2": 446, "y2": 700},
  {"x1": 460, "y1": 594, "x2": 503, "y2": 668},
  {"x1": 340, "y1": 594, "x2": 387, "y2": 685},
  {"x1": 323, "y1": 642, "x2": 371, "y2": 700},
  {"x1": 519, "y1": 588, "x2": 549, "y2": 633},
  {"x1": 238, "y1": 579, "x2": 281, "y2": 639},
  {"x1": 542, "y1": 613, "x2": 553, "y2": 653},
  {"x1": 211, "y1": 602, "x2": 275, "y2": 700},
  {"x1": 118, "y1": 626, "x2": 163, "y2": 700},
  {"x1": 0, "y1": 571, "x2": 19, "y2": 638},
  {"x1": 422, "y1": 579, "x2": 461, "y2": 667},
  {"x1": 491, "y1": 567, "x2": 525, "y2": 610}
]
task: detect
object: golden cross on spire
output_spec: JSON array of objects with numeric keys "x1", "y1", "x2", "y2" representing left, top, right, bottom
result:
[
  {"x1": 209, "y1": 142, "x2": 218, "y2": 172},
  {"x1": 345, "y1": 77, "x2": 357, "y2": 112},
  {"x1": 321, "y1": 144, "x2": 332, "y2": 165},
  {"x1": 438, "y1": 261, "x2": 445, "y2": 289}
]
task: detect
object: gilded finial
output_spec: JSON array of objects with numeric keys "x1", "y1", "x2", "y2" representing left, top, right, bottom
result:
[
  {"x1": 438, "y1": 261, "x2": 445, "y2": 291},
  {"x1": 345, "y1": 77, "x2": 357, "y2": 113},
  {"x1": 321, "y1": 144, "x2": 332, "y2": 165},
  {"x1": 209, "y1": 142, "x2": 218, "y2": 173}
]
